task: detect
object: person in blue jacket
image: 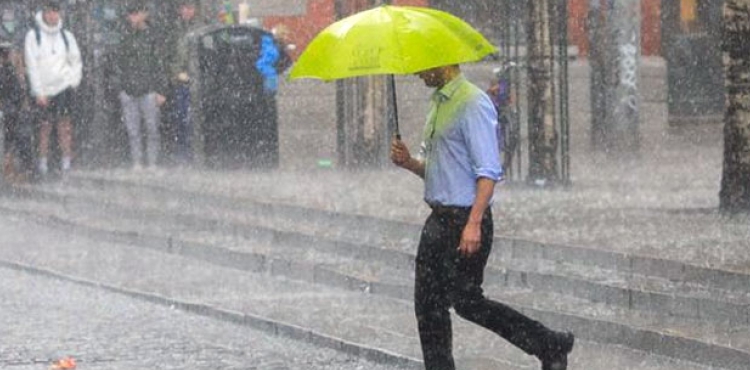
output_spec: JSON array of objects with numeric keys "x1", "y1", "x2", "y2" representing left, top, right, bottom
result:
[{"x1": 255, "y1": 33, "x2": 280, "y2": 94}]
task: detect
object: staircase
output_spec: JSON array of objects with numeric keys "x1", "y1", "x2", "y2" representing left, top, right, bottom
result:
[{"x1": 0, "y1": 169, "x2": 746, "y2": 370}]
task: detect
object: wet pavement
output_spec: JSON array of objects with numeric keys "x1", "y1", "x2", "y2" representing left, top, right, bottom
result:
[
  {"x1": 0, "y1": 259, "x2": 410, "y2": 370},
  {"x1": 0, "y1": 212, "x2": 727, "y2": 370},
  {"x1": 0, "y1": 215, "x2": 416, "y2": 370}
]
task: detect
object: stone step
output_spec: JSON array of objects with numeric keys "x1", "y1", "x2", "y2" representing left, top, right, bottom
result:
[
  {"x1": 0, "y1": 206, "x2": 741, "y2": 370},
  {"x1": 502, "y1": 258, "x2": 750, "y2": 326},
  {"x1": 43, "y1": 173, "x2": 750, "y2": 298},
  {"x1": 15, "y1": 180, "x2": 750, "y2": 326}
]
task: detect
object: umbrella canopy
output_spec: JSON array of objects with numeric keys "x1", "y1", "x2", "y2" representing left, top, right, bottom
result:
[{"x1": 289, "y1": 5, "x2": 497, "y2": 81}]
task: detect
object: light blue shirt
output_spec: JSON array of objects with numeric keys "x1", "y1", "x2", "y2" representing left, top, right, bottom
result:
[{"x1": 419, "y1": 74, "x2": 503, "y2": 207}]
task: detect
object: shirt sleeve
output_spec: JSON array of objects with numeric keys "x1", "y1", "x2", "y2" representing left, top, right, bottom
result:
[
  {"x1": 152, "y1": 31, "x2": 169, "y2": 95},
  {"x1": 462, "y1": 92, "x2": 503, "y2": 182}
]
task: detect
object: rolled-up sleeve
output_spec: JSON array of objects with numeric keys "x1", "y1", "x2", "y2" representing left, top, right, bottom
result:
[{"x1": 463, "y1": 94, "x2": 502, "y2": 182}]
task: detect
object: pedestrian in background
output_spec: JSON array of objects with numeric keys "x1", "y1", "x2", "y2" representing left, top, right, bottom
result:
[
  {"x1": 390, "y1": 64, "x2": 574, "y2": 370},
  {"x1": 0, "y1": 5, "x2": 27, "y2": 84},
  {"x1": 1, "y1": 41, "x2": 33, "y2": 183},
  {"x1": 24, "y1": 0, "x2": 82, "y2": 177},
  {"x1": 166, "y1": 0, "x2": 202, "y2": 166},
  {"x1": 115, "y1": 2, "x2": 167, "y2": 171},
  {"x1": 256, "y1": 22, "x2": 295, "y2": 97}
]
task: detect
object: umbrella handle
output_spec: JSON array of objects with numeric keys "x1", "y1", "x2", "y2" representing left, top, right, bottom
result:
[{"x1": 388, "y1": 74, "x2": 401, "y2": 140}]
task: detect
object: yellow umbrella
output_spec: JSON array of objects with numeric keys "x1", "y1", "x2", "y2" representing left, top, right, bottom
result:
[{"x1": 289, "y1": 5, "x2": 497, "y2": 136}]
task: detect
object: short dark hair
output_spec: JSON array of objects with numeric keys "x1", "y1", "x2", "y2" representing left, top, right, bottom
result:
[{"x1": 42, "y1": 0, "x2": 61, "y2": 11}]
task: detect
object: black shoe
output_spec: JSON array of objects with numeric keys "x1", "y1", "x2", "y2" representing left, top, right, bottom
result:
[{"x1": 541, "y1": 331, "x2": 574, "y2": 370}]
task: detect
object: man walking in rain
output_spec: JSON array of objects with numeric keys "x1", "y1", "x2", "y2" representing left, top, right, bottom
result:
[
  {"x1": 390, "y1": 64, "x2": 574, "y2": 370},
  {"x1": 24, "y1": 0, "x2": 82, "y2": 177}
]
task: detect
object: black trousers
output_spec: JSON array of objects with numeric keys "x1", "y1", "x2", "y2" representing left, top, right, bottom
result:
[{"x1": 414, "y1": 206, "x2": 553, "y2": 370}]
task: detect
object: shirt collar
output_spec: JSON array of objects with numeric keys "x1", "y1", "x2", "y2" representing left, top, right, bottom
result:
[{"x1": 432, "y1": 74, "x2": 466, "y2": 103}]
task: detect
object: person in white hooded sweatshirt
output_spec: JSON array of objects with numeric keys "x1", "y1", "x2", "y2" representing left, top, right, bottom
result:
[{"x1": 24, "y1": 0, "x2": 82, "y2": 176}]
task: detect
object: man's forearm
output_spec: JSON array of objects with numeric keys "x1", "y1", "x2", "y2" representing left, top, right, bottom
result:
[
  {"x1": 403, "y1": 158, "x2": 426, "y2": 179},
  {"x1": 469, "y1": 177, "x2": 495, "y2": 224}
]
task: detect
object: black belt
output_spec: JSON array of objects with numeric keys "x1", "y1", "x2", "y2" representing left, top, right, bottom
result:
[
  {"x1": 428, "y1": 203, "x2": 472, "y2": 216},
  {"x1": 428, "y1": 203, "x2": 494, "y2": 219}
]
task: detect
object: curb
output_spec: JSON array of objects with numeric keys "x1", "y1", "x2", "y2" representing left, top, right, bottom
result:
[{"x1": 0, "y1": 259, "x2": 422, "y2": 370}]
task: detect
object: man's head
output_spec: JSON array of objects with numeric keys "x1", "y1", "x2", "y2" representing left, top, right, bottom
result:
[
  {"x1": 177, "y1": 0, "x2": 197, "y2": 22},
  {"x1": 42, "y1": 0, "x2": 62, "y2": 28},
  {"x1": 125, "y1": 2, "x2": 149, "y2": 29},
  {"x1": 416, "y1": 65, "x2": 460, "y2": 89}
]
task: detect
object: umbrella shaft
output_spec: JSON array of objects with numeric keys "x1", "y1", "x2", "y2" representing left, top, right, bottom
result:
[{"x1": 388, "y1": 74, "x2": 400, "y2": 140}]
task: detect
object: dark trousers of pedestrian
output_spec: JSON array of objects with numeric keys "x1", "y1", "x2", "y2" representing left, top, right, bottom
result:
[
  {"x1": 414, "y1": 206, "x2": 554, "y2": 370},
  {"x1": 172, "y1": 85, "x2": 193, "y2": 164},
  {"x1": 3, "y1": 111, "x2": 35, "y2": 180}
]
